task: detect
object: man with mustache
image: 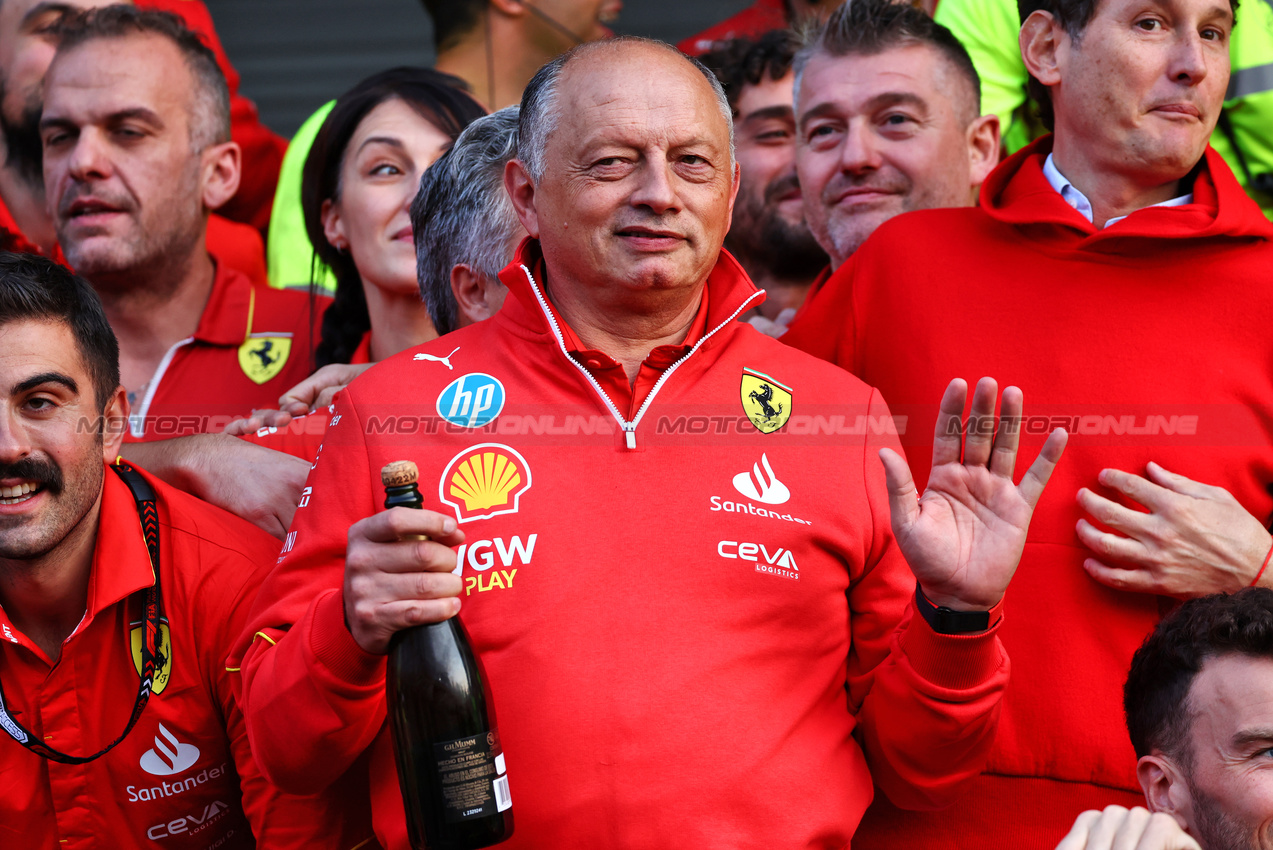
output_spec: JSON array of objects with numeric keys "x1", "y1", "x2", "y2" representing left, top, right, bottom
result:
[
  {"x1": 700, "y1": 30, "x2": 828, "y2": 338},
  {"x1": 39, "y1": 8, "x2": 319, "y2": 441},
  {"x1": 232, "y1": 35, "x2": 1068, "y2": 850},
  {"x1": 0, "y1": 253, "x2": 369, "y2": 849},
  {"x1": 783, "y1": 0, "x2": 1273, "y2": 847}
]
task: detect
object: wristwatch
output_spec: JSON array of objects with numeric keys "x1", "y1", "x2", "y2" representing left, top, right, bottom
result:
[{"x1": 914, "y1": 583, "x2": 1000, "y2": 635}]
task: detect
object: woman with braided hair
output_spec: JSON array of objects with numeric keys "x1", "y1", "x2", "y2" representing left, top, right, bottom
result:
[{"x1": 302, "y1": 67, "x2": 487, "y2": 367}]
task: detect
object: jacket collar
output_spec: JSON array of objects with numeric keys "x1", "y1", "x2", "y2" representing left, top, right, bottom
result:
[
  {"x1": 980, "y1": 135, "x2": 1273, "y2": 248},
  {"x1": 85, "y1": 466, "x2": 156, "y2": 622},
  {"x1": 191, "y1": 260, "x2": 257, "y2": 347}
]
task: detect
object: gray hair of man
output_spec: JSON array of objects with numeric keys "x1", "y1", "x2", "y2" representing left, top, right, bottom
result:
[
  {"x1": 412, "y1": 105, "x2": 522, "y2": 337},
  {"x1": 518, "y1": 35, "x2": 735, "y2": 185}
]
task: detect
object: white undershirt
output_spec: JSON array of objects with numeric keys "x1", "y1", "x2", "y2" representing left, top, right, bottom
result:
[{"x1": 1042, "y1": 154, "x2": 1193, "y2": 228}]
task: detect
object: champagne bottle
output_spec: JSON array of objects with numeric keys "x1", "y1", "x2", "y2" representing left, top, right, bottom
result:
[{"x1": 381, "y1": 461, "x2": 513, "y2": 850}]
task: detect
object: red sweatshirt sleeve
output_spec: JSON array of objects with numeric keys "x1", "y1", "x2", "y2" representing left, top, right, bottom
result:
[
  {"x1": 846, "y1": 390, "x2": 1009, "y2": 811},
  {"x1": 231, "y1": 389, "x2": 390, "y2": 796}
]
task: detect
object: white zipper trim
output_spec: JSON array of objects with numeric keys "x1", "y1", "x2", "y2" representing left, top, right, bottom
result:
[
  {"x1": 517, "y1": 263, "x2": 764, "y2": 449},
  {"x1": 130, "y1": 337, "x2": 194, "y2": 438}
]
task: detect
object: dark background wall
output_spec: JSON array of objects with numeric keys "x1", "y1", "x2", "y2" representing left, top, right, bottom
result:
[{"x1": 203, "y1": 1, "x2": 756, "y2": 137}]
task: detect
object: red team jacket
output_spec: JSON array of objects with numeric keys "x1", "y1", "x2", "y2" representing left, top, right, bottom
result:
[
  {"x1": 232, "y1": 241, "x2": 1011, "y2": 849},
  {"x1": 0, "y1": 466, "x2": 371, "y2": 850},
  {"x1": 124, "y1": 261, "x2": 323, "y2": 441},
  {"x1": 783, "y1": 138, "x2": 1273, "y2": 848}
]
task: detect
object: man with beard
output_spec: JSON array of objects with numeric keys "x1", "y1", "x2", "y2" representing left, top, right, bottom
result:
[
  {"x1": 0, "y1": 0, "x2": 283, "y2": 277},
  {"x1": 39, "y1": 8, "x2": 319, "y2": 441},
  {"x1": 0, "y1": 253, "x2": 369, "y2": 849},
  {"x1": 1054, "y1": 589, "x2": 1273, "y2": 850},
  {"x1": 701, "y1": 30, "x2": 827, "y2": 337},
  {"x1": 778, "y1": 0, "x2": 999, "y2": 342}
]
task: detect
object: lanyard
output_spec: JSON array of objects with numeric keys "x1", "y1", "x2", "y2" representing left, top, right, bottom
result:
[{"x1": 0, "y1": 461, "x2": 166, "y2": 764}]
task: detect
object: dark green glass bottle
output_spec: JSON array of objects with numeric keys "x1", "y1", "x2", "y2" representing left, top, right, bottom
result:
[{"x1": 381, "y1": 461, "x2": 513, "y2": 850}]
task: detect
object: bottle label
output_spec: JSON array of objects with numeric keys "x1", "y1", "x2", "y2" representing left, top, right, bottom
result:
[{"x1": 433, "y1": 730, "x2": 510, "y2": 823}]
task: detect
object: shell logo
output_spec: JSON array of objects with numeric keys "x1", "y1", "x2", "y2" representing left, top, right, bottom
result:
[{"x1": 439, "y1": 443, "x2": 532, "y2": 524}]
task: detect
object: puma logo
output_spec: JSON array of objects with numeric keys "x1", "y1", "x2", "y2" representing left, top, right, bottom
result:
[{"x1": 413, "y1": 347, "x2": 460, "y2": 370}]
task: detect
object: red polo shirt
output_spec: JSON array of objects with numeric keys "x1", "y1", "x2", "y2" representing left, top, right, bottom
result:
[
  {"x1": 126, "y1": 262, "x2": 323, "y2": 441},
  {"x1": 534, "y1": 257, "x2": 711, "y2": 417},
  {"x1": 0, "y1": 465, "x2": 371, "y2": 850}
]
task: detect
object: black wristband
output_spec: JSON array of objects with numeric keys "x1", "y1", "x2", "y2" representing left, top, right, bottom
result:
[{"x1": 914, "y1": 583, "x2": 992, "y2": 635}]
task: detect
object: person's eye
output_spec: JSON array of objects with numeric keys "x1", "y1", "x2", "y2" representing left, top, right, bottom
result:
[
  {"x1": 24, "y1": 396, "x2": 55, "y2": 413},
  {"x1": 883, "y1": 113, "x2": 913, "y2": 126},
  {"x1": 756, "y1": 129, "x2": 791, "y2": 143},
  {"x1": 1201, "y1": 26, "x2": 1226, "y2": 41},
  {"x1": 681, "y1": 154, "x2": 708, "y2": 165},
  {"x1": 370, "y1": 163, "x2": 403, "y2": 176},
  {"x1": 1135, "y1": 18, "x2": 1162, "y2": 32},
  {"x1": 115, "y1": 126, "x2": 146, "y2": 141}
]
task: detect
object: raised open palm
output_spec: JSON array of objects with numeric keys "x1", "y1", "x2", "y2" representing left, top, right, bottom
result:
[{"x1": 880, "y1": 378, "x2": 1068, "y2": 610}]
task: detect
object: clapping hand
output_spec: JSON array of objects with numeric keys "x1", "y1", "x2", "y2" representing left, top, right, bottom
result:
[{"x1": 880, "y1": 377, "x2": 1068, "y2": 610}]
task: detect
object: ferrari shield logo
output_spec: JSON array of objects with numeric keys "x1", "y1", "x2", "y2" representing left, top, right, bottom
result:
[
  {"x1": 740, "y1": 367, "x2": 792, "y2": 434},
  {"x1": 238, "y1": 336, "x2": 291, "y2": 384},
  {"x1": 131, "y1": 621, "x2": 172, "y2": 695}
]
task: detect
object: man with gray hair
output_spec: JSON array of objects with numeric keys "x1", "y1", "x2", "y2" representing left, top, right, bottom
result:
[
  {"x1": 779, "y1": 0, "x2": 999, "y2": 331},
  {"x1": 413, "y1": 105, "x2": 523, "y2": 336},
  {"x1": 234, "y1": 34, "x2": 1066, "y2": 849},
  {"x1": 39, "y1": 7, "x2": 318, "y2": 442}
]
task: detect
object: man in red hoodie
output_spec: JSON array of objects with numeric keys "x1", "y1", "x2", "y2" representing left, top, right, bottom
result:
[
  {"x1": 232, "y1": 36, "x2": 1067, "y2": 850},
  {"x1": 782, "y1": 0, "x2": 1273, "y2": 847}
]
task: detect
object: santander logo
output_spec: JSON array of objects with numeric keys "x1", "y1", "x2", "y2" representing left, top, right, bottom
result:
[
  {"x1": 732, "y1": 454, "x2": 790, "y2": 505},
  {"x1": 139, "y1": 723, "x2": 200, "y2": 776}
]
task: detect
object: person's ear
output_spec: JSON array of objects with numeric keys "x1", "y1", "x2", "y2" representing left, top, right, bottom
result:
[
  {"x1": 1020, "y1": 10, "x2": 1065, "y2": 88},
  {"x1": 320, "y1": 198, "x2": 348, "y2": 253},
  {"x1": 726, "y1": 160, "x2": 741, "y2": 226},
  {"x1": 101, "y1": 385, "x2": 129, "y2": 460},
  {"x1": 1138, "y1": 753, "x2": 1195, "y2": 832},
  {"x1": 966, "y1": 113, "x2": 1001, "y2": 193},
  {"x1": 488, "y1": 0, "x2": 526, "y2": 18},
  {"x1": 200, "y1": 141, "x2": 241, "y2": 212},
  {"x1": 505, "y1": 159, "x2": 541, "y2": 239},
  {"x1": 451, "y1": 263, "x2": 505, "y2": 327}
]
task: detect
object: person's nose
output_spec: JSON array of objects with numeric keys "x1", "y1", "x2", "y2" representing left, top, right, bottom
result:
[
  {"x1": 66, "y1": 128, "x2": 113, "y2": 183},
  {"x1": 0, "y1": 406, "x2": 32, "y2": 468},
  {"x1": 839, "y1": 121, "x2": 883, "y2": 175},
  {"x1": 630, "y1": 158, "x2": 680, "y2": 215},
  {"x1": 1169, "y1": 28, "x2": 1213, "y2": 86}
]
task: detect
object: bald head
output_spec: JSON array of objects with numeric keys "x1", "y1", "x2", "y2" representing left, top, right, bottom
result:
[
  {"x1": 503, "y1": 36, "x2": 740, "y2": 312},
  {"x1": 518, "y1": 36, "x2": 734, "y2": 185}
]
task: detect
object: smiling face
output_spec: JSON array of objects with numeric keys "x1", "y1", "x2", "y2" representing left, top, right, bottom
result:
[
  {"x1": 795, "y1": 43, "x2": 982, "y2": 269},
  {"x1": 0, "y1": 318, "x2": 122, "y2": 567},
  {"x1": 322, "y1": 98, "x2": 452, "y2": 299},
  {"x1": 511, "y1": 42, "x2": 738, "y2": 308},
  {"x1": 1048, "y1": 0, "x2": 1232, "y2": 188},
  {"x1": 1171, "y1": 654, "x2": 1273, "y2": 850},
  {"x1": 727, "y1": 69, "x2": 826, "y2": 279},
  {"x1": 41, "y1": 32, "x2": 220, "y2": 285}
]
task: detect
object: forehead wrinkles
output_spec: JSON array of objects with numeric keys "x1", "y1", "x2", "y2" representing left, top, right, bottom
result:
[{"x1": 553, "y1": 58, "x2": 728, "y2": 160}]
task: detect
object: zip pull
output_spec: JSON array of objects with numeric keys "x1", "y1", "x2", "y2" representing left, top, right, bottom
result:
[{"x1": 624, "y1": 428, "x2": 636, "y2": 450}]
